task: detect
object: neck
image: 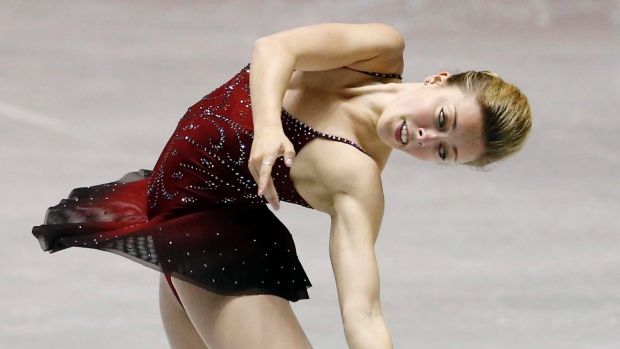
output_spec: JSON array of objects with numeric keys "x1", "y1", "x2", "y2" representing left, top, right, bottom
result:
[
  {"x1": 343, "y1": 81, "x2": 422, "y2": 130},
  {"x1": 340, "y1": 81, "x2": 423, "y2": 170},
  {"x1": 345, "y1": 82, "x2": 422, "y2": 126}
]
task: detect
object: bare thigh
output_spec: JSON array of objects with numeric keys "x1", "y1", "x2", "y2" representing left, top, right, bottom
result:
[
  {"x1": 159, "y1": 274, "x2": 210, "y2": 349},
  {"x1": 171, "y1": 275, "x2": 313, "y2": 349}
]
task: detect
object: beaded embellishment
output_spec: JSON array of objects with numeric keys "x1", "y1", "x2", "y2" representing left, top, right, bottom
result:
[
  {"x1": 280, "y1": 108, "x2": 370, "y2": 156},
  {"x1": 344, "y1": 67, "x2": 403, "y2": 80},
  {"x1": 145, "y1": 62, "x2": 398, "y2": 214}
]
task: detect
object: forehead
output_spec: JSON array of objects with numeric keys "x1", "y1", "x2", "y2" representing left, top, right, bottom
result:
[{"x1": 442, "y1": 87, "x2": 485, "y2": 163}]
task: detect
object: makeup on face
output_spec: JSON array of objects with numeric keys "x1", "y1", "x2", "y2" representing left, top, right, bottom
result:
[
  {"x1": 380, "y1": 84, "x2": 484, "y2": 163},
  {"x1": 395, "y1": 120, "x2": 408, "y2": 145}
]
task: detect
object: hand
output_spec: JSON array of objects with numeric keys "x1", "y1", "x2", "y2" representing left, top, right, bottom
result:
[{"x1": 248, "y1": 127, "x2": 296, "y2": 210}]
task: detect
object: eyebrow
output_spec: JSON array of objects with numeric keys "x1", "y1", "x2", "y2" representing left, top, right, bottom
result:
[
  {"x1": 452, "y1": 105, "x2": 458, "y2": 162},
  {"x1": 452, "y1": 105, "x2": 458, "y2": 131}
]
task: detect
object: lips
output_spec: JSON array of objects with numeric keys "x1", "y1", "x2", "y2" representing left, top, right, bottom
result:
[{"x1": 395, "y1": 121, "x2": 408, "y2": 145}]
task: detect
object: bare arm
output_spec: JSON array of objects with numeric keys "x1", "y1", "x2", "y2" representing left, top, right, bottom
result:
[
  {"x1": 248, "y1": 22, "x2": 404, "y2": 209},
  {"x1": 250, "y1": 22, "x2": 404, "y2": 132},
  {"x1": 325, "y1": 159, "x2": 392, "y2": 349}
]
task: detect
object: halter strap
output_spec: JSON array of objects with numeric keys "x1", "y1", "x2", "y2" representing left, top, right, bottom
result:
[
  {"x1": 343, "y1": 66, "x2": 403, "y2": 80},
  {"x1": 281, "y1": 108, "x2": 370, "y2": 157},
  {"x1": 245, "y1": 63, "x2": 402, "y2": 80}
]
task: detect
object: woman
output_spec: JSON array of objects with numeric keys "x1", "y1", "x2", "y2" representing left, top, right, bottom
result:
[{"x1": 32, "y1": 23, "x2": 531, "y2": 349}]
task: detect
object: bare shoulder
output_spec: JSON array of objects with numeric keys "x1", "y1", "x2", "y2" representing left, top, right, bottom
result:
[{"x1": 290, "y1": 139, "x2": 384, "y2": 216}]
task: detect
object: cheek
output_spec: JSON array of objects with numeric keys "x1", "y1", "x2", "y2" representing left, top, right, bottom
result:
[
  {"x1": 409, "y1": 100, "x2": 435, "y2": 126},
  {"x1": 407, "y1": 147, "x2": 435, "y2": 161},
  {"x1": 376, "y1": 115, "x2": 389, "y2": 139},
  {"x1": 378, "y1": 110, "x2": 401, "y2": 141}
]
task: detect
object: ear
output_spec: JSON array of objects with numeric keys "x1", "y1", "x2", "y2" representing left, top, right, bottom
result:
[{"x1": 424, "y1": 71, "x2": 451, "y2": 86}]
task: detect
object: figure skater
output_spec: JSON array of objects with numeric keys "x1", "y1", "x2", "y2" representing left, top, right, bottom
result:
[{"x1": 32, "y1": 22, "x2": 532, "y2": 349}]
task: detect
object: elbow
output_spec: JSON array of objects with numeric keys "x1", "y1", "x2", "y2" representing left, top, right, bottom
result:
[
  {"x1": 342, "y1": 307, "x2": 383, "y2": 331},
  {"x1": 253, "y1": 36, "x2": 271, "y2": 50},
  {"x1": 379, "y1": 23, "x2": 405, "y2": 51},
  {"x1": 251, "y1": 37, "x2": 293, "y2": 66},
  {"x1": 342, "y1": 310, "x2": 392, "y2": 348},
  {"x1": 252, "y1": 36, "x2": 277, "y2": 58},
  {"x1": 253, "y1": 35, "x2": 288, "y2": 55},
  {"x1": 252, "y1": 37, "x2": 272, "y2": 58}
]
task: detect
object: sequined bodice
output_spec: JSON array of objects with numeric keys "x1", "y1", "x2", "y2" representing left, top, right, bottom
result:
[{"x1": 146, "y1": 63, "x2": 401, "y2": 219}]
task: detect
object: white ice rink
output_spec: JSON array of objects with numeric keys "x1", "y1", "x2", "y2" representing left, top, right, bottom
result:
[{"x1": 2, "y1": 1, "x2": 619, "y2": 348}]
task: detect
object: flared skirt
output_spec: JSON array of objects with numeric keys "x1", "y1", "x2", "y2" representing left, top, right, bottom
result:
[{"x1": 32, "y1": 169, "x2": 312, "y2": 304}]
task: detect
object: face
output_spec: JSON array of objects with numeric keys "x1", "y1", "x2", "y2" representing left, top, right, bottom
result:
[{"x1": 377, "y1": 74, "x2": 485, "y2": 164}]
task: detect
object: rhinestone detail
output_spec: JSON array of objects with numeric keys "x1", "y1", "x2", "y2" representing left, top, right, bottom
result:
[{"x1": 146, "y1": 62, "x2": 397, "y2": 215}]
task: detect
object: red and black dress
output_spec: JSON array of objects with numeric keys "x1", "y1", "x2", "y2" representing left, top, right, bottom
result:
[{"x1": 32, "y1": 63, "x2": 402, "y2": 309}]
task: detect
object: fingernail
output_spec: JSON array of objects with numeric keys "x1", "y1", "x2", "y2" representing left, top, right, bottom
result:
[{"x1": 285, "y1": 158, "x2": 293, "y2": 166}]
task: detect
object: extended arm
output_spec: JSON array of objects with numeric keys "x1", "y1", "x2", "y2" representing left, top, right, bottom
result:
[{"x1": 326, "y1": 160, "x2": 393, "y2": 349}]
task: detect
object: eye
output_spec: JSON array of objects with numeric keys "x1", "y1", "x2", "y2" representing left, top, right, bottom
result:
[
  {"x1": 438, "y1": 144, "x2": 447, "y2": 161},
  {"x1": 438, "y1": 107, "x2": 446, "y2": 129}
]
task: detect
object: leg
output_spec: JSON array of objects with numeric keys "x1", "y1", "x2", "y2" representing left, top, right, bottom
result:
[
  {"x1": 159, "y1": 274, "x2": 210, "y2": 349},
  {"x1": 171, "y1": 276, "x2": 313, "y2": 349}
]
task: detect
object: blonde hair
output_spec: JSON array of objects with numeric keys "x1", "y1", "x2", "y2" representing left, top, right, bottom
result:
[{"x1": 445, "y1": 71, "x2": 532, "y2": 169}]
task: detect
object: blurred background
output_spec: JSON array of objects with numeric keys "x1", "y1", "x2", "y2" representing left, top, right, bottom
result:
[{"x1": 2, "y1": 1, "x2": 619, "y2": 348}]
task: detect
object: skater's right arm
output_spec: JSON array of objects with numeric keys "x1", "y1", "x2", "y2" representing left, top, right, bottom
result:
[{"x1": 248, "y1": 22, "x2": 404, "y2": 210}]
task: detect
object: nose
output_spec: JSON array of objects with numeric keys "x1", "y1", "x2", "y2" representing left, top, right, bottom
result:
[{"x1": 415, "y1": 128, "x2": 442, "y2": 146}]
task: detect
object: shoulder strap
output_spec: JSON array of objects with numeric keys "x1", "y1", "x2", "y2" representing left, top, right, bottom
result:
[
  {"x1": 246, "y1": 63, "x2": 402, "y2": 80},
  {"x1": 281, "y1": 108, "x2": 370, "y2": 157},
  {"x1": 343, "y1": 66, "x2": 403, "y2": 80}
]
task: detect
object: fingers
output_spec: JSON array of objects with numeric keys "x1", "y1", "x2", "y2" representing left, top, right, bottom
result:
[
  {"x1": 283, "y1": 146, "x2": 296, "y2": 167},
  {"x1": 257, "y1": 157, "x2": 275, "y2": 195},
  {"x1": 247, "y1": 137, "x2": 295, "y2": 210},
  {"x1": 262, "y1": 176, "x2": 280, "y2": 210},
  {"x1": 249, "y1": 156, "x2": 280, "y2": 210},
  {"x1": 257, "y1": 160, "x2": 280, "y2": 209}
]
